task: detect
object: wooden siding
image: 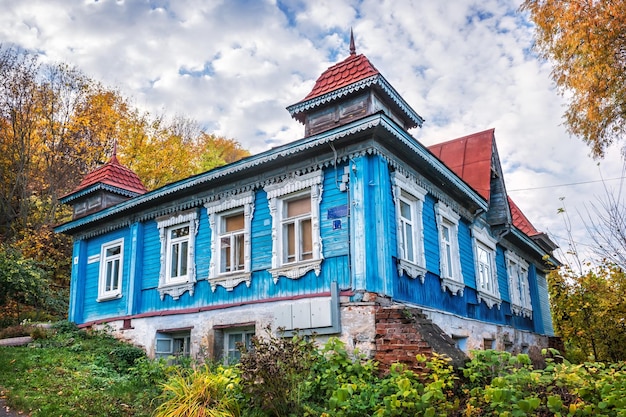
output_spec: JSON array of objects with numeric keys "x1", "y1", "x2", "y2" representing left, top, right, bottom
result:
[
  {"x1": 536, "y1": 272, "x2": 554, "y2": 336},
  {"x1": 422, "y1": 195, "x2": 439, "y2": 273}
]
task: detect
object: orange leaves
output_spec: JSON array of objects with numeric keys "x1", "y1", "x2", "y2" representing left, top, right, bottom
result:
[{"x1": 521, "y1": 0, "x2": 626, "y2": 159}]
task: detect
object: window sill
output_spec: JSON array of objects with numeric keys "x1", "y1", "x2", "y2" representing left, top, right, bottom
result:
[
  {"x1": 209, "y1": 272, "x2": 251, "y2": 292},
  {"x1": 477, "y1": 290, "x2": 501, "y2": 309},
  {"x1": 97, "y1": 293, "x2": 122, "y2": 302},
  {"x1": 397, "y1": 259, "x2": 426, "y2": 283},
  {"x1": 269, "y1": 258, "x2": 322, "y2": 283},
  {"x1": 440, "y1": 276, "x2": 464, "y2": 296},
  {"x1": 158, "y1": 281, "x2": 195, "y2": 301}
]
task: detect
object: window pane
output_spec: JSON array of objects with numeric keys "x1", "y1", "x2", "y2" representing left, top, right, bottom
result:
[
  {"x1": 171, "y1": 226, "x2": 189, "y2": 239},
  {"x1": 234, "y1": 233, "x2": 244, "y2": 270},
  {"x1": 404, "y1": 223, "x2": 414, "y2": 262},
  {"x1": 301, "y1": 218, "x2": 313, "y2": 260},
  {"x1": 220, "y1": 236, "x2": 231, "y2": 272},
  {"x1": 112, "y1": 259, "x2": 120, "y2": 291},
  {"x1": 156, "y1": 339, "x2": 172, "y2": 354},
  {"x1": 287, "y1": 196, "x2": 310, "y2": 217},
  {"x1": 180, "y1": 241, "x2": 188, "y2": 275},
  {"x1": 400, "y1": 200, "x2": 412, "y2": 221},
  {"x1": 106, "y1": 245, "x2": 120, "y2": 257},
  {"x1": 105, "y1": 261, "x2": 114, "y2": 291},
  {"x1": 284, "y1": 222, "x2": 295, "y2": 263},
  {"x1": 171, "y1": 243, "x2": 179, "y2": 277},
  {"x1": 445, "y1": 243, "x2": 453, "y2": 276},
  {"x1": 224, "y1": 213, "x2": 244, "y2": 232}
]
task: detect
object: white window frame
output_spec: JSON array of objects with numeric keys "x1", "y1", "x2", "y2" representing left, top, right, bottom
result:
[
  {"x1": 97, "y1": 238, "x2": 124, "y2": 301},
  {"x1": 223, "y1": 327, "x2": 255, "y2": 365},
  {"x1": 205, "y1": 192, "x2": 255, "y2": 292},
  {"x1": 435, "y1": 202, "x2": 464, "y2": 295},
  {"x1": 157, "y1": 210, "x2": 198, "y2": 300},
  {"x1": 265, "y1": 171, "x2": 323, "y2": 283},
  {"x1": 506, "y1": 250, "x2": 533, "y2": 318},
  {"x1": 472, "y1": 225, "x2": 501, "y2": 309},
  {"x1": 391, "y1": 172, "x2": 427, "y2": 281}
]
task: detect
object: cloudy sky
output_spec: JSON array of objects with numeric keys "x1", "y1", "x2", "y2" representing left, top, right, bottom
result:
[{"x1": 2, "y1": 0, "x2": 624, "y2": 267}]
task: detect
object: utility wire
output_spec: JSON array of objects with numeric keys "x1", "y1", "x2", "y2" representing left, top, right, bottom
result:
[{"x1": 508, "y1": 176, "x2": 626, "y2": 192}]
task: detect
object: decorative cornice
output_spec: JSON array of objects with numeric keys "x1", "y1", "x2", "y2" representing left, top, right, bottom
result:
[
  {"x1": 397, "y1": 259, "x2": 427, "y2": 283},
  {"x1": 287, "y1": 74, "x2": 424, "y2": 128},
  {"x1": 440, "y1": 277, "x2": 465, "y2": 297},
  {"x1": 60, "y1": 183, "x2": 142, "y2": 204},
  {"x1": 208, "y1": 273, "x2": 251, "y2": 292},
  {"x1": 269, "y1": 259, "x2": 322, "y2": 283}
]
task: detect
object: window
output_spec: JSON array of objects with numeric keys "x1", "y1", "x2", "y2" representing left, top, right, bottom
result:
[
  {"x1": 224, "y1": 328, "x2": 255, "y2": 365},
  {"x1": 157, "y1": 210, "x2": 198, "y2": 300},
  {"x1": 452, "y1": 335, "x2": 468, "y2": 352},
  {"x1": 391, "y1": 172, "x2": 426, "y2": 281},
  {"x1": 483, "y1": 338, "x2": 496, "y2": 350},
  {"x1": 156, "y1": 330, "x2": 191, "y2": 359},
  {"x1": 472, "y1": 225, "x2": 501, "y2": 309},
  {"x1": 282, "y1": 194, "x2": 313, "y2": 263},
  {"x1": 206, "y1": 192, "x2": 254, "y2": 291},
  {"x1": 506, "y1": 251, "x2": 533, "y2": 318},
  {"x1": 98, "y1": 239, "x2": 123, "y2": 301},
  {"x1": 265, "y1": 171, "x2": 323, "y2": 282},
  {"x1": 435, "y1": 202, "x2": 464, "y2": 295}
]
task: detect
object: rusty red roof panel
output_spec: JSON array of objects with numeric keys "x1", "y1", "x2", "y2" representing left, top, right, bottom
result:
[
  {"x1": 427, "y1": 129, "x2": 494, "y2": 201},
  {"x1": 73, "y1": 154, "x2": 147, "y2": 195},
  {"x1": 509, "y1": 197, "x2": 540, "y2": 236},
  {"x1": 302, "y1": 54, "x2": 379, "y2": 101}
]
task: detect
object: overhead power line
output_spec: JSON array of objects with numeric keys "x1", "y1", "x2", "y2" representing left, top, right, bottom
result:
[{"x1": 508, "y1": 176, "x2": 626, "y2": 192}]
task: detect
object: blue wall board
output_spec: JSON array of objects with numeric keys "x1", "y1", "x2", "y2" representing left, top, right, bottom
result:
[
  {"x1": 458, "y1": 221, "x2": 475, "y2": 289},
  {"x1": 141, "y1": 220, "x2": 161, "y2": 290},
  {"x1": 370, "y1": 155, "x2": 394, "y2": 296},
  {"x1": 195, "y1": 208, "x2": 211, "y2": 281},
  {"x1": 496, "y1": 247, "x2": 509, "y2": 303},
  {"x1": 422, "y1": 195, "x2": 439, "y2": 273},
  {"x1": 527, "y1": 265, "x2": 544, "y2": 334},
  {"x1": 394, "y1": 271, "x2": 470, "y2": 317},
  {"x1": 536, "y1": 272, "x2": 554, "y2": 336},
  {"x1": 321, "y1": 165, "x2": 350, "y2": 258},
  {"x1": 251, "y1": 190, "x2": 272, "y2": 271}
]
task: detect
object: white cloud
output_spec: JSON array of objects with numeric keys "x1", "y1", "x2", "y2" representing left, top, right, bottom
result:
[{"x1": 1, "y1": 0, "x2": 623, "y2": 266}]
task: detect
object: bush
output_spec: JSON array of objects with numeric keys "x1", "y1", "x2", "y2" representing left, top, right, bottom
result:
[{"x1": 155, "y1": 365, "x2": 241, "y2": 417}]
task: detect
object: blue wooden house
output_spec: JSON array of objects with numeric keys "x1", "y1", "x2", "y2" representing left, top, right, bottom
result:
[{"x1": 56, "y1": 39, "x2": 558, "y2": 368}]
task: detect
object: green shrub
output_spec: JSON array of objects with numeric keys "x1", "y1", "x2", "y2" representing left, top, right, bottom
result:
[
  {"x1": 155, "y1": 365, "x2": 241, "y2": 417},
  {"x1": 109, "y1": 344, "x2": 147, "y2": 372},
  {"x1": 238, "y1": 328, "x2": 320, "y2": 416}
]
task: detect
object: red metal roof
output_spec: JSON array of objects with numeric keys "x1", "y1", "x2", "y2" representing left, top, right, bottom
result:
[
  {"x1": 508, "y1": 197, "x2": 540, "y2": 237},
  {"x1": 72, "y1": 153, "x2": 147, "y2": 195},
  {"x1": 428, "y1": 128, "x2": 540, "y2": 236},
  {"x1": 302, "y1": 53, "x2": 380, "y2": 101},
  {"x1": 428, "y1": 129, "x2": 495, "y2": 201}
]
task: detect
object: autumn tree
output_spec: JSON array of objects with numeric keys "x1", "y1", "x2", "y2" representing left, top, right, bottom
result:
[
  {"x1": 521, "y1": 0, "x2": 626, "y2": 158},
  {"x1": 549, "y1": 263, "x2": 626, "y2": 362},
  {"x1": 0, "y1": 46, "x2": 40, "y2": 239}
]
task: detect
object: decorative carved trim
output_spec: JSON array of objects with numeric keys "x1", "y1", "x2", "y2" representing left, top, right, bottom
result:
[
  {"x1": 158, "y1": 282, "x2": 195, "y2": 301},
  {"x1": 511, "y1": 304, "x2": 533, "y2": 319},
  {"x1": 477, "y1": 291, "x2": 502, "y2": 310},
  {"x1": 208, "y1": 272, "x2": 252, "y2": 292},
  {"x1": 269, "y1": 259, "x2": 323, "y2": 283},
  {"x1": 157, "y1": 210, "x2": 198, "y2": 301},
  {"x1": 397, "y1": 259, "x2": 427, "y2": 283},
  {"x1": 440, "y1": 277, "x2": 465, "y2": 296},
  {"x1": 265, "y1": 171, "x2": 324, "y2": 276}
]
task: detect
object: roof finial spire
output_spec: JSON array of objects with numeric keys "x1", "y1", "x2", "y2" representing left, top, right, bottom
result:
[
  {"x1": 110, "y1": 139, "x2": 119, "y2": 164},
  {"x1": 349, "y1": 28, "x2": 356, "y2": 56}
]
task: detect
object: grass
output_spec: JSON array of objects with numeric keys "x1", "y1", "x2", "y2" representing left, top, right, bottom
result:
[{"x1": 0, "y1": 322, "x2": 173, "y2": 417}]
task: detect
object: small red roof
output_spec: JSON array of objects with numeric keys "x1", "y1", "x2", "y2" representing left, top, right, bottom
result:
[
  {"x1": 428, "y1": 129, "x2": 495, "y2": 201},
  {"x1": 508, "y1": 197, "x2": 540, "y2": 237},
  {"x1": 71, "y1": 153, "x2": 147, "y2": 196},
  {"x1": 428, "y1": 128, "x2": 540, "y2": 237},
  {"x1": 302, "y1": 53, "x2": 379, "y2": 102}
]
